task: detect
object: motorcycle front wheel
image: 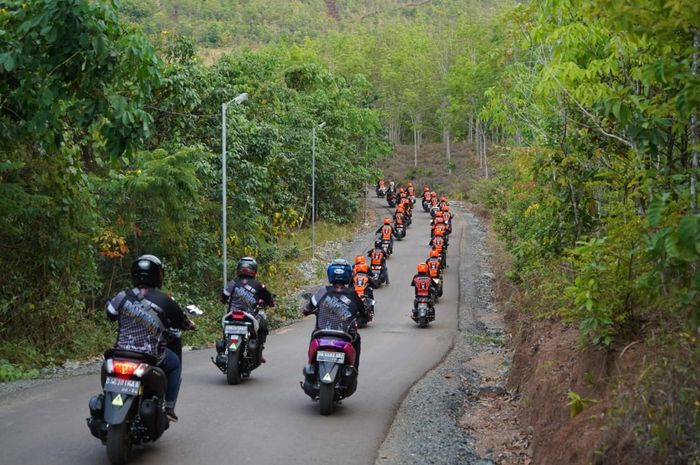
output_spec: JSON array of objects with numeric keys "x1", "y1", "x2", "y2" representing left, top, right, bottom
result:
[
  {"x1": 106, "y1": 422, "x2": 131, "y2": 465},
  {"x1": 226, "y1": 349, "x2": 242, "y2": 385},
  {"x1": 319, "y1": 383, "x2": 334, "y2": 416}
]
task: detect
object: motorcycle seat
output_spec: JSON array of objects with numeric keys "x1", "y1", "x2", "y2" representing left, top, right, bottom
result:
[
  {"x1": 105, "y1": 348, "x2": 158, "y2": 365},
  {"x1": 312, "y1": 329, "x2": 353, "y2": 342}
]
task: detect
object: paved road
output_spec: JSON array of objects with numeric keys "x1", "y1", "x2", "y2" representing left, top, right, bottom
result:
[{"x1": 0, "y1": 197, "x2": 461, "y2": 465}]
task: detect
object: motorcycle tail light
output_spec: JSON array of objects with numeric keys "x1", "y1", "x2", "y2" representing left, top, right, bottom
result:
[
  {"x1": 232, "y1": 311, "x2": 245, "y2": 320},
  {"x1": 107, "y1": 360, "x2": 147, "y2": 378}
]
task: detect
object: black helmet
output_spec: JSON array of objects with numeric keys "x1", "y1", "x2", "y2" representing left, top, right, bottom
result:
[
  {"x1": 236, "y1": 257, "x2": 258, "y2": 278},
  {"x1": 374, "y1": 240, "x2": 382, "y2": 248},
  {"x1": 131, "y1": 254, "x2": 164, "y2": 288}
]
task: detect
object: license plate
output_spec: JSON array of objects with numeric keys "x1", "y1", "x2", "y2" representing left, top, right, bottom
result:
[
  {"x1": 104, "y1": 377, "x2": 141, "y2": 396},
  {"x1": 225, "y1": 325, "x2": 248, "y2": 335},
  {"x1": 316, "y1": 351, "x2": 345, "y2": 363}
]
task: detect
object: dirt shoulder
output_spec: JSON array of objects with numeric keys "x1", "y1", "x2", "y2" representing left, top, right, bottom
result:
[{"x1": 375, "y1": 203, "x2": 523, "y2": 465}]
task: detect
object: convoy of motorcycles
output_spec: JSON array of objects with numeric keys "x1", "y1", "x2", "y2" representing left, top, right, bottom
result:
[{"x1": 87, "y1": 178, "x2": 453, "y2": 462}]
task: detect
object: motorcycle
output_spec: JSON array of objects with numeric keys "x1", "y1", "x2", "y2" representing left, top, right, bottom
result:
[
  {"x1": 356, "y1": 294, "x2": 375, "y2": 328},
  {"x1": 301, "y1": 329, "x2": 359, "y2": 416},
  {"x1": 393, "y1": 222, "x2": 406, "y2": 240},
  {"x1": 212, "y1": 303, "x2": 267, "y2": 385},
  {"x1": 422, "y1": 194, "x2": 431, "y2": 212},
  {"x1": 430, "y1": 205, "x2": 440, "y2": 218},
  {"x1": 432, "y1": 277, "x2": 443, "y2": 301},
  {"x1": 386, "y1": 191, "x2": 397, "y2": 207},
  {"x1": 369, "y1": 264, "x2": 387, "y2": 288},
  {"x1": 375, "y1": 182, "x2": 386, "y2": 197},
  {"x1": 87, "y1": 305, "x2": 201, "y2": 465},
  {"x1": 411, "y1": 296, "x2": 435, "y2": 328},
  {"x1": 380, "y1": 238, "x2": 393, "y2": 257}
]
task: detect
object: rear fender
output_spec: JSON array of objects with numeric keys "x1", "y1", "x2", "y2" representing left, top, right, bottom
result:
[
  {"x1": 318, "y1": 361, "x2": 340, "y2": 384},
  {"x1": 103, "y1": 391, "x2": 136, "y2": 425}
]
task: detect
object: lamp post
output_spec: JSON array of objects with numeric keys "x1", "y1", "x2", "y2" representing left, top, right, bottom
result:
[
  {"x1": 221, "y1": 92, "x2": 248, "y2": 287},
  {"x1": 311, "y1": 122, "x2": 326, "y2": 259}
]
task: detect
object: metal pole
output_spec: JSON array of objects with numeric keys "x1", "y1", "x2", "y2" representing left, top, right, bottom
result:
[
  {"x1": 222, "y1": 102, "x2": 228, "y2": 287},
  {"x1": 311, "y1": 126, "x2": 316, "y2": 259},
  {"x1": 364, "y1": 137, "x2": 368, "y2": 226},
  {"x1": 220, "y1": 93, "x2": 248, "y2": 288}
]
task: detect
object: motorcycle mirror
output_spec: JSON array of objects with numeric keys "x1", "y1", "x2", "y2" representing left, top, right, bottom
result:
[{"x1": 186, "y1": 304, "x2": 204, "y2": 316}]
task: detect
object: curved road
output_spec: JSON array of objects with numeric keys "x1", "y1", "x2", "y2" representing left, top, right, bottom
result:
[{"x1": 0, "y1": 197, "x2": 461, "y2": 465}]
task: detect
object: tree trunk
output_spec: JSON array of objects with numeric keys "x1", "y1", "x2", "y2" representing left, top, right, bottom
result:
[
  {"x1": 468, "y1": 113, "x2": 474, "y2": 144},
  {"x1": 482, "y1": 127, "x2": 489, "y2": 179},
  {"x1": 692, "y1": 30, "x2": 699, "y2": 213},
  {"x1": 444, "y1": 127, "x2": 451, "y2": 173},
  {"x1": 414, "y1": 127, "x2": 418, "y2": 167}
]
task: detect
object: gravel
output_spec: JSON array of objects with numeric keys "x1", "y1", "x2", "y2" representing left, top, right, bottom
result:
[{"x1": 374, "y1": 205, "x2": 495, "y2": 465}]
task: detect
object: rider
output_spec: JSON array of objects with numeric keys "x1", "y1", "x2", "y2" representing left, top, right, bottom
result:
[
  {"x1": 430, "y1": 230, "x2": 448, "y2": 267},
  {"x1": 303, "y1": 259, "x2": 363, "y2": 369},
  {"x1": 426, "y1": 249, "x2": 443, "y2": 279},
  {"x1": 432, "y1": 216, "x2": 448, "y2": 238},
  {"x1": 221, "y1": 257, "x2": 275, "y2": 363},
  {"x1": 353, "y1": 255, "x2": 367, "y2": 275},
  {"x1": 106, "y1": 254, "x2": 196, "y2": 422},
  {"x1": 406, "y1": 182, "x2": 415, "y2": 199},
  {"x1": 368, "y1": 240, "x2": 390, "y2": 285},
  {"x1": 441, "y1": 205, "x2": 453, "y2": 234},
  {"x1": 394, "y1": 205, "x2": 406, "y2": 226},
  {"x1": 410, "y1": 263, "x2": 437, "y2": 312},
  {"x1": 376, "y1": 217, "x2": 394, "y2": 254},
  {"x1": 352, "y1": 262, "x2": 375, "y2": 318}
]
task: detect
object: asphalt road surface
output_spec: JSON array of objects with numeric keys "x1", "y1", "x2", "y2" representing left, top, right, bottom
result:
[{"x1": 0, "y1": 197, "x2": 461, "y2": 465}]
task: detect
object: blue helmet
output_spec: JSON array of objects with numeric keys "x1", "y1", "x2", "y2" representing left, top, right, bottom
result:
[{"x1": 327, "y1": 259, "x2": 352, "y2": 285}]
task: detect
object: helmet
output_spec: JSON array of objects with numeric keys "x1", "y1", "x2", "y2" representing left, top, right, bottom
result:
[
  {"x1": 435, "y1": 229, "x2": 444, "y2": 236},
  {"x1": 440, "y1": 196, "x2": 447, "y2": 202},
  {"x1": 389, "y1": 181, "x2": 395, "y2": 187},
  {"x1": 236, "y1": 257, "x2": 258, "y2": 277},
  {"x1": 327, "y1": 259, "x2": 352, "y2": 285},
  {"x1": 397, "y1": 206, "x2": 405, "y2": 213},
  {"x1": 383, "y1": 217, "x2": 391, "y2": 225},
  {"x1": 430, "y1": 249, "x2": 440, "y2": 258},
  {"x1": 398, "y1": 187, "x2": 404, "y2": 193},
  {"x1": 355, "y1": 255, "x2": 366, "y2": 265},
  {"x1": 430, "y1": 191, "x2": 437, "y2": 197},
  {"x1": 441, "y1": 205, "x2": 449, "y2": 211},
  {"x1": 375, "y1": 240, "x2": 382, "y2": 248},
  {"x1": 417, "y1": 263, "x2": 429, "y2": 274},
  {"x1": 131, "y1": 254, "x2": 164, "y2": 288},
  {"x1": 407, "y1": 182, "x2": 413, "y2": 187},
  {"x1": 423, "y1": 186, "x2": 429, "y2": 192},
  {"x1": 356, "y1": 263, "x2": 369, "y2": 273},
  {"x1": 436, "y1": 211, "x2": 444, "y2": 217}
]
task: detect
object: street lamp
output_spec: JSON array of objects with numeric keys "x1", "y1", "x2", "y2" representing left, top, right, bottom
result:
[
  {"x1": 222, "y1": 92, "x2": 248, "y2": 287},
  {"x1": 311, "y1": 122, "x2": 326, "y2": 259}
]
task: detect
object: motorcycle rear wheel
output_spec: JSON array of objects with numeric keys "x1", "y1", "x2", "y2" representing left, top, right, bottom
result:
[
  {"x1": 419, "y1": 316, "x2": 428, "y2": 328},
  {"x1": 106, "y1": 422, "x2": 131, "y2": 465},
  {"x1": 226, "y1": 350, "x2": 242, "y2": 385},
  {"x1": 319, "y1": 383, "x2": 334, "y2": 416}
]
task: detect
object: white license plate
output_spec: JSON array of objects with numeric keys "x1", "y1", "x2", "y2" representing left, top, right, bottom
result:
[
  {"x1": 316, "y1": 351, "x2": 345, "y2": 363},
  {"x1": 225, "y1": 325, "x2": 248, "y2": 335},
  {"x1": 104, "y1": 377, "x2": 141, "y2": 396}
]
